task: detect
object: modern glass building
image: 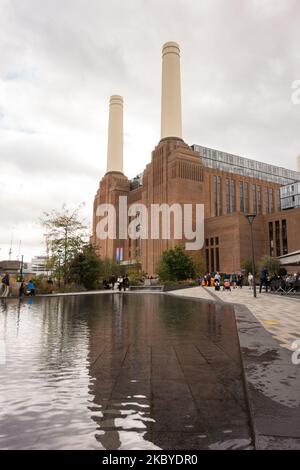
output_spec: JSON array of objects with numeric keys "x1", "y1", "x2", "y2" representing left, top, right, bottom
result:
[
  {"x1": 280, "y1": 182, "x2": 300, "y2": 210},
  {"x1": 192, "y1": 144, "x2": 300, "y2": 185}
]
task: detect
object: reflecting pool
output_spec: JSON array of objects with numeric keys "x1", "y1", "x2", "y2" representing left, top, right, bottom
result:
[{"x1": 0, "y1": 294, "x2": 252, "y2": 449}]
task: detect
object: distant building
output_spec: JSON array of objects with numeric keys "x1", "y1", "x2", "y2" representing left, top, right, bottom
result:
[
  {"x1": 31, "y1": 256, "x2": 49, "y2": 276},
  {"x1": 0, "y1": 260, "x2": 32, "y2": 277}
]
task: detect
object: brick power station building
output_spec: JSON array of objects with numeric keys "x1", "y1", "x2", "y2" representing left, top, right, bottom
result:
[{"x1": 91, "y1": 42, "x2": 300, "y2": 276}]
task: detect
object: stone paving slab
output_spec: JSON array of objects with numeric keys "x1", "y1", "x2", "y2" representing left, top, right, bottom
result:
[{"x1": 169, "y1": 287, "x2": 300, "y2": 449}]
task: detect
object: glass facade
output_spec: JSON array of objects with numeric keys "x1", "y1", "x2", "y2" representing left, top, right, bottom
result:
[
  {"x1": 193, "y1": 145, "x2": 300, "y2": 185},
  {"x1": 280, "y1": 182, "x2": 300, "y2": 210}
]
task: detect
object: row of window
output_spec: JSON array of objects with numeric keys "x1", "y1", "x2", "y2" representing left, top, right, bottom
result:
[
  {"x1": 269, "y1": 220, "x2": 288, "y2": 257},
  {"x1": 193, "y1": 145, "x2": 300, "y2": 185},
  {"x1": 214, "y1": 176, "x2": 276, "y2": 216},
  {"x1": 205, "y1": 238, "x2": 220, "y2": 272}
]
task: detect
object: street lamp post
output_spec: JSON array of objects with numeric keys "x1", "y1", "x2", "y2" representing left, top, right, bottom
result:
[
  {"x1": 20, "y1": 255, "x2": 24, "y2": 281},
  {"x1": 245, "y1": 213, "x2": 257, "y2": 298}
]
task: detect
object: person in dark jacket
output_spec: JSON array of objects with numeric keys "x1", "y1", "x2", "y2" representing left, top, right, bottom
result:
[
  {"x1": 259, "y1": 267, "x2": 269, "y2": 293},
  {"x1": 2, "y1": 273, "x2": 10, "y2": 286}
]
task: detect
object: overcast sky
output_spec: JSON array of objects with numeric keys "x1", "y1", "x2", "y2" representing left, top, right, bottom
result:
[{"x1": 0, "y1": 0, "x2": 299, "y2": 261}]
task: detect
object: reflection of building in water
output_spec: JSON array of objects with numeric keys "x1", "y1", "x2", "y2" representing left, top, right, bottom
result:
[{"x1": 91, "y1": 42, "x2": 300, "y2": 275}]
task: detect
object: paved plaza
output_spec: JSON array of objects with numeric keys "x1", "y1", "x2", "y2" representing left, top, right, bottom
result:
[
  {"x1": 170, "y1": 287, "x2": 300, "y2": 352},
  {"x1": 170, "y1": 287, "x2": 300, "y2": 449}
]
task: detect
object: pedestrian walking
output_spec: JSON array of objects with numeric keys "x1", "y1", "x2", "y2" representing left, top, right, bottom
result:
[{"x1": 259, "y1": 267, "x2": 269, "y2": 293}]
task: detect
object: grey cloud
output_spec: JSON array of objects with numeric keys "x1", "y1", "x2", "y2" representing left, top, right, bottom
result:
[{"x1": 0, "y1": 0, "x2": 299, "y2": 259}]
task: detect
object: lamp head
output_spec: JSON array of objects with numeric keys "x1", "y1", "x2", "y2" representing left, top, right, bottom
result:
[{"x1": 245, "y1": 213, "x2": 257, "y2": 225}]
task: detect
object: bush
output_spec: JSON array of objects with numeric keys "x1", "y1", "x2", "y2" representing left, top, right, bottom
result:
[
  {"x1": 258, "y1": 255, "x2": 281, "y2": 275},
  {"x1": 157, "y1": 245, "x2": 196, "y2": 282}
]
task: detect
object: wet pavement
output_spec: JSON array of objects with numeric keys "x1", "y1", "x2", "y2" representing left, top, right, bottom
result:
[
  {"x1": 0, "y1": 294, "x2": 253, "y2": 450},
  {"x1": 171, "y1": 287, "x2": 300, "y2": 449}
]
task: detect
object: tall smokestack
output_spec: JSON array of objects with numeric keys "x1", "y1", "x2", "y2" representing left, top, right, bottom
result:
[
  {"x1": 161, "y1": 42, "x2": 182, "y2": 140},
  {"x1": 106, "y1": 95, "x2": 123, "y2": 173},
  {"x1": 297, "y1": 155, "x2": 300, "y2": 173}
]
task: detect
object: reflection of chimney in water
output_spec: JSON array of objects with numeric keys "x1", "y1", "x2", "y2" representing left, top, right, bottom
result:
[
  {"x1": 161, "y1": 42, "x2": 182, "y2": 140},
  {"x1": 106, "y1": 95, "x2": 123, "y2": 174}
]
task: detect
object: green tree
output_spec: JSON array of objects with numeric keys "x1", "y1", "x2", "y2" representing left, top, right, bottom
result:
[
  {"x1": 69, "y1": 244, "x2": 103, "y2": 290},
  {"x1": 241, "y1": 257, "x2": 258, "y2": 276},
  {"x1": 41, "y1": 204, "x2": 87, "y2": 285},
  {"x1": 191, "y1": 251, "x2": 206, "y2": 276},
  {"x1": 157, "y1": 245, "x2": 196, "y2": 281},
  {"x1": 258, "y1": 255, "x2": 281, "y2": 275}
]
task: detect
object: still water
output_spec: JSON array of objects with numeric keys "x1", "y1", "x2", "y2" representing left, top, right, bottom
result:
[{"x1": 0, "y1": 293, "x2": 252, "y2": 450}]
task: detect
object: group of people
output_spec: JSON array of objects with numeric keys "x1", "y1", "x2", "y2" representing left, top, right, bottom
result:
[
  {"x1": 259, "y1": 268, "x2": 300, "y2": 293},
  {"x1": 0, "y1": 272, "x2": 36, "y2": 297},
  {"x1": 199, "y1": 268, "x2": 300, "y2": 294},
  {"x1": 103, "y1": 274, "x2": 130, "y2": 291},
  {"x1": 19, "y1": 280, "x2": 36, "y2": 297},
  {"x1": 198, "y1": 272, "x2": 245, "y2": 291}
]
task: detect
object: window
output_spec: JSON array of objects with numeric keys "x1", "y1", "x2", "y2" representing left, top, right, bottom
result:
[
  {"x1": 210, "y1": 248, "x2": 215, "y2": 272},
  {"x1": 226, "y1": 178, "x2": 230, "y2": 213},
  {"x1": 275, "y1": 221, "x2": 281, "y2": 256},
  {"x1": 205, "y1": 238, "x2": 209, "y2": 247},
  {"x1": 215, "y1": 237, "x2": 219, "y2": 245},
  {"x1": 218, "y1": 176, "x2": 222, "y2": 215},
  {"x1": 257, "y1": 186, "x2": 262, "y2": 214},
  {"x1": 210, "y1": 238, "x2": 214, "y2": 245},
  {"x1": 244, "y1": 182, "x2": 249, "y2": 213},
  {"x1": 269, "y1": 222, "x2": 274, "y2": 257},
  {"x1": 269, "y1": 188, "x2": 274, "y2": 213},
  {"x1": 216, "y1": 247, "x2": 220, "y2": 272},
  {"x1": 252, "y1": 185, "x2": 257, "y2": 213},
  {"x1": 265, "y1": 188, "x2": 269, "y2": 213},
  {"x1": 239, "y1": 181, "x2": 244, "y2": 212},
  {"x1": 231, "y1": 180, "x2": 236, "y2": 212},
  {"x1": 282, "y1": 220, "x2": 288, "y2": 255},
  {"x1": 214, "y1": 176, "x2": 218, "y2": 216}
]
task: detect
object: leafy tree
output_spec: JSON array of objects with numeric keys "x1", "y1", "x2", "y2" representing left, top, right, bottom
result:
[
  {"x1": 101, "y1": 258, "x2": 121, "y2": 279},
  {"x1": 41, "y1": 204, "x2": 87, "y2": 285},
  {"x1": 157, "y1": 245, "x2": 196, "y2": 281},
  {"x1": 241, "y1": 257, "x2": 258, "y2": 276},
  {"x1": 69, "y1": 244, "x2": 103, "y2": 290},
  {"x1": 258, "y1": 255, "x2": 281, "y2": 275},
  {"x1": 190, "y1": 251, "x2": 206, "y2": 276}
]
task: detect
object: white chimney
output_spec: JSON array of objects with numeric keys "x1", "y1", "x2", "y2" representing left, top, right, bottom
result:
[
  {"x1": 161, "y1": 42, "x2": 182, "y2": 140},
  {"x1": 106, "y1": 95, "x2": 123, "y2": 173}
]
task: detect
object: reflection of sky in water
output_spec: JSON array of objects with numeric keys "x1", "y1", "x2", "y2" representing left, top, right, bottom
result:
[{"x1": 0, "y1": 294, "x2": 252, "y2": 450}]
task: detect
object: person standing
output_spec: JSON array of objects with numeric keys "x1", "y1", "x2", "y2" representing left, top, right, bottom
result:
[
  {"x1": 259, "y1": 267, "x2": 269, "y2": 293},
  {"x1": 2, "y1": 272, "x2": 10, "y2": 287},
  {"x1": 28, "y1": 280, "x2": 36, "y2": 296},
  {"x1": 123, "y1": 275, "x2": 129, "y2": 291},
  {"x1": 248, "y1": 272, "x2": 254, "y2": 290}
]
